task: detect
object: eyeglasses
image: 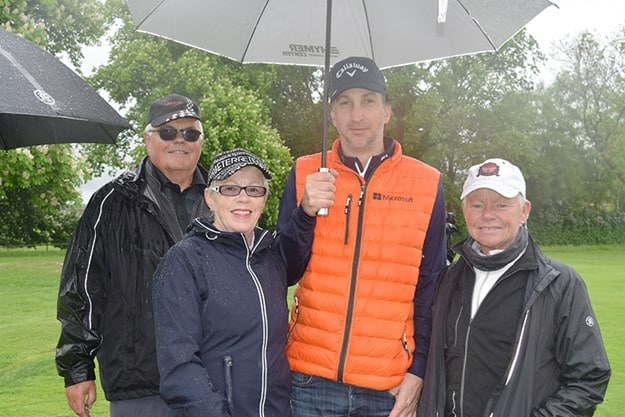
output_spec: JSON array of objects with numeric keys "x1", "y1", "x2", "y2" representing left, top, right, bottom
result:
[
  {"x1": 149, "y1": 127, "x2": 203, "y2": 142},
  {"x1": 209, "y1": 185, "x2": 267, "y2": 197}
]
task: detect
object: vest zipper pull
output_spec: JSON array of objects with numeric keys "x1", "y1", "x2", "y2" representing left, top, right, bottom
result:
[{"x1": 344, "y1": 194, "x2": 352, "y2": 244}]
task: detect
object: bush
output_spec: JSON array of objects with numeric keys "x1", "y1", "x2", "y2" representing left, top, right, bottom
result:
[
  {"x1": 445, "y1": 208, "x2": 625, "y2": 247},
  {"x1": 531, "y1": 210, "x2": 625, "y2": 246}
]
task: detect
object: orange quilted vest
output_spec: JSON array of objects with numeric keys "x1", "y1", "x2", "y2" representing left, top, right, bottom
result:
[{"x1": 286, "y1": 139, "x2": 440, "y2": 390}]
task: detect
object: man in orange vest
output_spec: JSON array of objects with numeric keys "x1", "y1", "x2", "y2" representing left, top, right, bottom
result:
[{"x1": 277, "y1": 57, "x2": 447, "y2": 417}]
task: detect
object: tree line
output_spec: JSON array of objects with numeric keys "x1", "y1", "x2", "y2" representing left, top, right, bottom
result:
[{"x1": 1, "y1": 0, "x2": 624, "y2": 247}]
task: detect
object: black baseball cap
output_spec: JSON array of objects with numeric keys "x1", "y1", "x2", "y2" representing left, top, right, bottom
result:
[
  {"x1": 329, "y1": 56, "x2": 387, "y2": 101},
  {"x1": 147, "y1": 94, "x2": 202, "y2": 127},
  {"x1": 208, "y1": 148, "x2": 272, "y2": 184}
]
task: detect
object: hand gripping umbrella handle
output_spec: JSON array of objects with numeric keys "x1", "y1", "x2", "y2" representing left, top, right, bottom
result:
[{"x1": 317, "y1": 167, "x2": 329, "y2": 217}]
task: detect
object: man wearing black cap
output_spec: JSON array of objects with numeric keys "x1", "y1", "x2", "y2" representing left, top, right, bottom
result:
[
  {"x1": 277, "y1": 57, "x2": 447, "y2": 417},
  {"x1": 56, "y1": 94, "x2": 211, "y2": 417}
]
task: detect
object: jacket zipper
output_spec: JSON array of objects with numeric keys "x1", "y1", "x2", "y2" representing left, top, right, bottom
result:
[
  {"x1": 504, "y1": 310, "x2": 529, "y2": 385},
  {"x1": 459, "y1": 320, "x2": 472, "y2": 417},
  {"x1": 480, "y1": 310, "x2": 530, "y2": 417},
  {"x1": 245, "y1": 246, "x2": 268, "y2": 417},
  {"x1": 486, "y1": 311, "x2": 530, "y2": 417},
  {"x1": 449, "y1": 304, "x2": 464, "y2": 417},
  {"x1": 223, "y1": 355, "x2": 234, "y2": 415},
  {"x1": 337, "y1": 184, "x2": 366, "y2": 382},
  {"x1": 459, "y1": 266, "x2": 531, "y2": 417}
]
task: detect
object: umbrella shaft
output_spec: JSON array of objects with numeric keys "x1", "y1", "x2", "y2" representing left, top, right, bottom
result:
[{"x1": 321, "y1": 0, "x2": 333, "y2": 168}]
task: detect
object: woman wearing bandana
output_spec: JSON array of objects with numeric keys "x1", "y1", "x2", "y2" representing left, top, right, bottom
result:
[{"x1": 152, "y1": 149, "x2": 304, "y2": 417}]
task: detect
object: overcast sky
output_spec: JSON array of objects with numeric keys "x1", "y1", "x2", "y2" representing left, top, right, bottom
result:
[
  {"x1": 526, "y1": 0, "x2": 625, "y2": 77},
  {"x1": 527, "y1": 0, "x2": 624, "y2": 43},
  {"x1": 79, "y1": 0, "x2": 625, "y2": 201}
]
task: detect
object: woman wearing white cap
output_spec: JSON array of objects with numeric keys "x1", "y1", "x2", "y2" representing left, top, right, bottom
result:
[
  {"x1": 418, "y1": 158, "x2": 610, "y2": 417},
  {"x1": 152, "y1": 148, "x2": 301, "y2": 417}
]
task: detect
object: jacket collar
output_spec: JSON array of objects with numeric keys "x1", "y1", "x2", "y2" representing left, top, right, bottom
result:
[
  {"x1": 189, "y1": 217, "x2": 272, "y2": 253},
  {"x1": 453, "y1": 235, "x2": 560, "y2": 307},
  {"x1": 115, "y1": 156, "x2": 209, "y2": 189},
  {"x1": 329, "y1": 137, "x2": 402, "y2": 178}
]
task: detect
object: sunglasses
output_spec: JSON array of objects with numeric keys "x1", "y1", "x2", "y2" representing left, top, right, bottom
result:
[
  {"x1": 150, "y1": 127, "x2": 203, "y2": 142},
  {"x1": 209, "y1": 185, "x2": 267, "y2": 197}
]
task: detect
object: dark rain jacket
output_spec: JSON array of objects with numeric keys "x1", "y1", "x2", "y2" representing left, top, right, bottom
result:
[
  {"x1": 152, "y1": 218, "x2": 293, "y2": 417},
  {"x1": 55, "y1": 157, "x2": 210, "y2": 401},
  {"x1": 418, "y1": 235, "x2": 611, "y2": 417}
]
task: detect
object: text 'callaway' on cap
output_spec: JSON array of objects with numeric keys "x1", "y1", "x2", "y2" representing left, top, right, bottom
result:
[{"x1": 329, "y1": 56, "x2": 386, "y2": 101}]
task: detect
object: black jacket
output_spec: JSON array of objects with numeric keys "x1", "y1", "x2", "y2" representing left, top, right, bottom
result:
[
  {"x1": 152, "y1": 218, "x2": 293, "y2": 417},
  {"x1": 418, "y1": 236, "x2": 611, "y2": 417},
  {"x1": 55, "y1": 157, "x2": 210, "y2": 400}
]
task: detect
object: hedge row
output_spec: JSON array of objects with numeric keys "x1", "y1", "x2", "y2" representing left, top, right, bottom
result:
[{"x1": 530, "y1": 214, "x2": 625, "y2": 246}]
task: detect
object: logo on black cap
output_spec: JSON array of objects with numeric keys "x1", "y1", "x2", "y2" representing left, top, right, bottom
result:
[{"x1": 329, "y1": 56, "x2": 386, "y2": 101}]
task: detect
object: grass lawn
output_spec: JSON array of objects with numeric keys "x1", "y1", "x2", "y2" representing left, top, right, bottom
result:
[
  {"x1": 0, "y1": 248, "x2": 109, "y2": 417},
  {"x1": 0, "y1": 245, "x2": 622, "y2": 416}
]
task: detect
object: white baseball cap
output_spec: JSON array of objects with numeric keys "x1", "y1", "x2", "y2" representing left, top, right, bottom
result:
[{"x1": 461, "y1": 158, "x2": 526, "y2": 200}]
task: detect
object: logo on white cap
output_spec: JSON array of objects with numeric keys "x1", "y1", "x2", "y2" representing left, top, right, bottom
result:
[{"x1": 461, "y1": 158, "x2": 526, "y2": 200}]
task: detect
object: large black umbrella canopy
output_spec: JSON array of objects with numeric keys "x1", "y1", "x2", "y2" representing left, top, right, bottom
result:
[{"x1": 0, "y1": 30, "x2": 132, "y2": 150}]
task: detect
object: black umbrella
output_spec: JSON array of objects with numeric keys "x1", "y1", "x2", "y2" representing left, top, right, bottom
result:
[{"x1": 0, "y1": 30, "x2": 132, "y2": 150}]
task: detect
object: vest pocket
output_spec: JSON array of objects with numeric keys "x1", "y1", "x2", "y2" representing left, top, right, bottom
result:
[{"x1": 401, "y1": 332, "x2": 411, "y2": 360}]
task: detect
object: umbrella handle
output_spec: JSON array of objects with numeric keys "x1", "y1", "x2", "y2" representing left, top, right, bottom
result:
[{"x1": 317, "y1": 167, "x2": 329, "y2": 217}]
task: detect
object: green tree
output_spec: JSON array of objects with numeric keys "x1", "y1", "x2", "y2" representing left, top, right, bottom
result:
[
  {"x1": 380, "y1": 31, "x2": 547, "y2": 216},
  {"x1": 88, "y1": 12, "x2": 292, "y2": 228},
  {"x1": 0, "y1": 0, "x2": 107, "y2": 66},
  {"x1": 512, "y1": 29, "x2": 625, "y2": 244},
  {"x1": 269, "y1": 66, "x2": 325, "y2": 158},
  {"x1": 0, "y1": 146, "x2": 83, "y2": 246},
  {"x1": 545, "y1": 30, "x2": 625, "y2": 212}
]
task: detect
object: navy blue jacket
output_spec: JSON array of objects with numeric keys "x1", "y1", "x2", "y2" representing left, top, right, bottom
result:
[{"x1": 153, "y1": 218, "x2": 293, "y2": 417}]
